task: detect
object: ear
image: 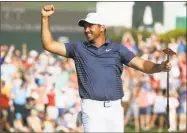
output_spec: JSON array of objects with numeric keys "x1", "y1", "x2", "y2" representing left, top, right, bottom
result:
[{"x1": 100, "y1": 25, "x2": 105, "y2": 32}]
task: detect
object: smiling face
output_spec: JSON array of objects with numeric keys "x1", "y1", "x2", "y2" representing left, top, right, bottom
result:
[{"x1": 83, "y1": 22, "x2": 105, "y2": 42}]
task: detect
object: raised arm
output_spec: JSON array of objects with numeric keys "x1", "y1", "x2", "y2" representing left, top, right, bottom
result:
[
  {"x1": 128, "y1": 56, "x2": 171, "y2": 74},
  {"x1": 5, "y1": 44, "x2": 15, "y2": 59},
  {"x1": 41, "y1": 5, "x2": 66, "y2": 57}
]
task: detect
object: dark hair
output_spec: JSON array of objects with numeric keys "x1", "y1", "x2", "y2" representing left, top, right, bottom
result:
[{"x1": 98, "y1": 24, "x2": 106, "y2": 34}]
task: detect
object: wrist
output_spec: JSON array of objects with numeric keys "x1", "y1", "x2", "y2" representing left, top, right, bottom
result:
[
  {"x1": 151, "y1": 63, "x2": 162, "y2": 74},
  {"x1": 158, "y1": 63, "x2": 163, "y2": 72},
  {"x1": 42, "y1": 16, "x2": 49, "y2": 19}
]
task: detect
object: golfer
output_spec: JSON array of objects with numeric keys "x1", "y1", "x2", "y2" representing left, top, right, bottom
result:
[{"x1": 41, "y1": 5, "x2": 171, "y2": 132}]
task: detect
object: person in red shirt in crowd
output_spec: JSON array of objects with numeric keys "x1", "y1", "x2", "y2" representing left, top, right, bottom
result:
[
  {"x1": 178, "y1": 53, "x2": 186, "y2": 86},
  {"x1": 0, "y1": 80, "x2": 13, "y2": 126},
  {"x1": 46, "y1": 84, "x2": 58, "y2": 121}
]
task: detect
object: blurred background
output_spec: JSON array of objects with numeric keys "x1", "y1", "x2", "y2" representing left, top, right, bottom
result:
[{"x1": 0, "y1": 1, "x2": 186, "y2": 133}]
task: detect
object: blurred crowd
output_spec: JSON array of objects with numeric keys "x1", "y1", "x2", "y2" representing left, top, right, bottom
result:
[
  {"x1": 121, "y1": 32, "x2": 186, "y2": 132},
  {"x1": 1, "y1": 43, "x2": 81, "y2": 132},
  {"x1": 0, "y1": 32, "x2": 186, "y2": 132}
]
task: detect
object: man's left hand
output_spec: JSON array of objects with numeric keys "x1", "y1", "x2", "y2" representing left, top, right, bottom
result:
[{"x1": 160, "y1": 61, "x2": 172, "y2": 72}]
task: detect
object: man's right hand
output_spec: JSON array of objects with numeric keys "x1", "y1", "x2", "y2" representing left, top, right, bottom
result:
[
  {"x1": 41, "y1": 4, "x2": 67, "y2": 57},
  {"x1": 41, "y1": 5, "x2": 55, "y2": 17}
]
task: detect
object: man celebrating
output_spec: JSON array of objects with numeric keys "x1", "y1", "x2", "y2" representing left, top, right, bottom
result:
[{"x1": 41, "y1": 5, "x2": 171, "y2": 132}]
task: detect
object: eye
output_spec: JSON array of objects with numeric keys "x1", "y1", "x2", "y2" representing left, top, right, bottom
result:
[
  {"x1": 89, "y1": 24, "x2": 94, "y2": 27},
  {"x1": 84, "y1": 24, "x2": 94, "y2": 31}
]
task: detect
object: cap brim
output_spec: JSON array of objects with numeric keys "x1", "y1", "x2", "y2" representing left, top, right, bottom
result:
[
  {"x1": 78, "y1": 19, "x2": 105, "y2": 27},
  {"x1": 78, "y1": 19, "x2": 86, "y2": 27}
]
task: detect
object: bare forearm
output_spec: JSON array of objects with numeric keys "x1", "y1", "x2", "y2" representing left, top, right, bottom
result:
[
  {"x1": 146, "y1": 62, "x2": 162, "y2": 74},
  {"x1": 6, "y1": 48, "x2": 13, "y2": 57},
  {"x1": 128, "y1": 57, "x2": 164, "y2": 74},
  {"x1": 41, "y1": 17, "x2": 54, "y2": 50},
  {"x1": 40, "y1": 5, "x2": 68, "y2": 56},
  {"x1": 5, "y1": 45, "x2": 15, "y2": 59},
  {"x1": 135, "y1": 61, "x2": 162, "y2": 74},
  {"x1": 22, "y1": 44, "x2": 27, "y2": 59}
]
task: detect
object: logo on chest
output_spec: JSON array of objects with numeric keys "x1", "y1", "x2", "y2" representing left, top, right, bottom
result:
[{"x1": 105, "y1": 49, "x2": 112, "y2": 52}]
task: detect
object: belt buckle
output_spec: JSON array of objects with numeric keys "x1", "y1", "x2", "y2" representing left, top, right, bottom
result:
[{"x1": 104, "y1": 101, "x2": 111, "y2": 107}]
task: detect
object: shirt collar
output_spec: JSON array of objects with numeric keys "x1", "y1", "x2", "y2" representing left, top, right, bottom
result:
[
  {"x1": 85, "y1": 38, "x2": 111, "y2": 47},
  {"x1": 105, "y1": 38, "x2": 111, "y2": 44}
]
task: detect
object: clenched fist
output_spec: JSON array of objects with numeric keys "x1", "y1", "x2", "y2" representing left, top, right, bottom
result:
[
  {"x1": 41, "y1": 5, "x2": 55, "y2": 17},
  {"x1": 160, "y1": 61, "x2": 172, "y2": 72}
]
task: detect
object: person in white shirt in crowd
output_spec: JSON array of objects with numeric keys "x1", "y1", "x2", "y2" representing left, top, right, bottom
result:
[
  {"x1": 124, "y1": 81, "x2": 141, "y2": 132},
  {"x1": 43, "y1": 113, "x2": 55, "y2": 132},
  {"x1": 168, "y1": 89, "x2": 179, "y2": 132},
  {"x1": 1, "y1": 45, "x2": 17, "y2": 83},
  {"x1": 12, "y1": 81, "x2": 30, "y2": 123},
  {"x1": 55, "y1": 88, "x2": 68, "y2": 117},
  {"x1": 170, "y1": 55, "x2": 181, "y2": 90},
  {"x1": 168, "y1": 38, "x2": 178, "y2": 54},
  {"x1": 149, "y1": 89, "x2": 166, "y2": 132},
  {"x1": 27, "y1": 109, "x2": 42, "y2": 132},
  {"x1": 11, "y1": 71, "x2": 23, "y2": 90}
]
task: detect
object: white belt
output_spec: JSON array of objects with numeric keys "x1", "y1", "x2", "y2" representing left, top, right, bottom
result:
[{"x1": 81, "y1": 99, "x2": 121, "y2": 107}]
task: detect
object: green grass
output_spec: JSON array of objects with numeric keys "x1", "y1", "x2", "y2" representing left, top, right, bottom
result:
[
  {"x1": 0, "y1": 119, "x2": 182, "y2": 133},
  {"x1": 124, "y1": 119, "x2": 181, "y2": 133}
]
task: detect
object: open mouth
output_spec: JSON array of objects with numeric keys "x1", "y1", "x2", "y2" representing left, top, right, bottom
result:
[{"x1": 86, "y1": 33, "x2": 92, "y2": 37}]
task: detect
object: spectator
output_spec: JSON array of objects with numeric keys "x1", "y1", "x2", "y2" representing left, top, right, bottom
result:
[
  {"x1": 0, "y1": 79, "x2": 13, "y2": 126},
  {"x1": 168, "y1": 90, "x2": 179, "y2": 132},
  {"x1": 55, "y1": 88, "x2": 68, "y2": 118},
  {"x1": 177, "y1": 85, "x2": 187, "y2": 132},
  {"x1": 46, "y1": 87, "x2": 58, "y2": 120},
  {"x1": 149, "y1": 50, "x2": 163, "y2": 91},
  {"x1": 24, "y1": 97, "x2": 36, "y2": 121},
  {"x1": 137, "y1": 32, "x2": 146, "y2": 52},
  {"x1": 168, "y1": 38, "x2": 178, "y2": 53},
  {"x1": 43, "y1": 113, "x2": 55, "y2": 132},
  {"x1": 55, "y1": 59, "x2": 71, "y2": 91},
  {"x1": 1, "y1": 52, "x2": 17, "y2": 83},
  {"x1": 0, "y1": 33, "x2": 186, "y2": 132},
  {"x1": 63, "y1": 111, "x2": 77, "y2": 131},
  {"x1": 178, "y1": 53, "x2": 186, "y2": 86},
  {"x1": 0, "y1": 44, "x2": 8, "y2": 65},
  {"x1": 149, "y1": 33, "x2": 161, "y2": 51},
  {"x1": 170, "y1": 55, "x2": 181, "y2": 91},
  {"x1": 13, "y1": 112, "x2": 30, "y2": 132},
  {"x1": 0, "y1": 109, "x2": 14, "y2": 132},
  {"x1": 149, "y1": 90, "x2": 166, "y2": 132},
  {"x1": 56, "y1": 112, "x2": 69, "y2": 132},
  {"x1": 122, "y1": 31, "x2": 138, "y2": 54},
  {"x1": 124, "y1": 81, "x2": 140, "y2": 132},
  {"x1": 11, "y1": 71, "x2": 23, "y2": 90},
  {"x1": 177, "y1": 37, "x2": 186, "y2": 54},
  {"x1": 12, "y1": 81, "x2": 29, "y2": 121},
  {"x1": 34, "y1": 76, "x2": 48, "y2": 112},
  {"x1": 137, "y1": 83, "x2": 152, "y2": 131},
  {"x1": 27, "y1": 109, "x2": 42, "y2": 132}
]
